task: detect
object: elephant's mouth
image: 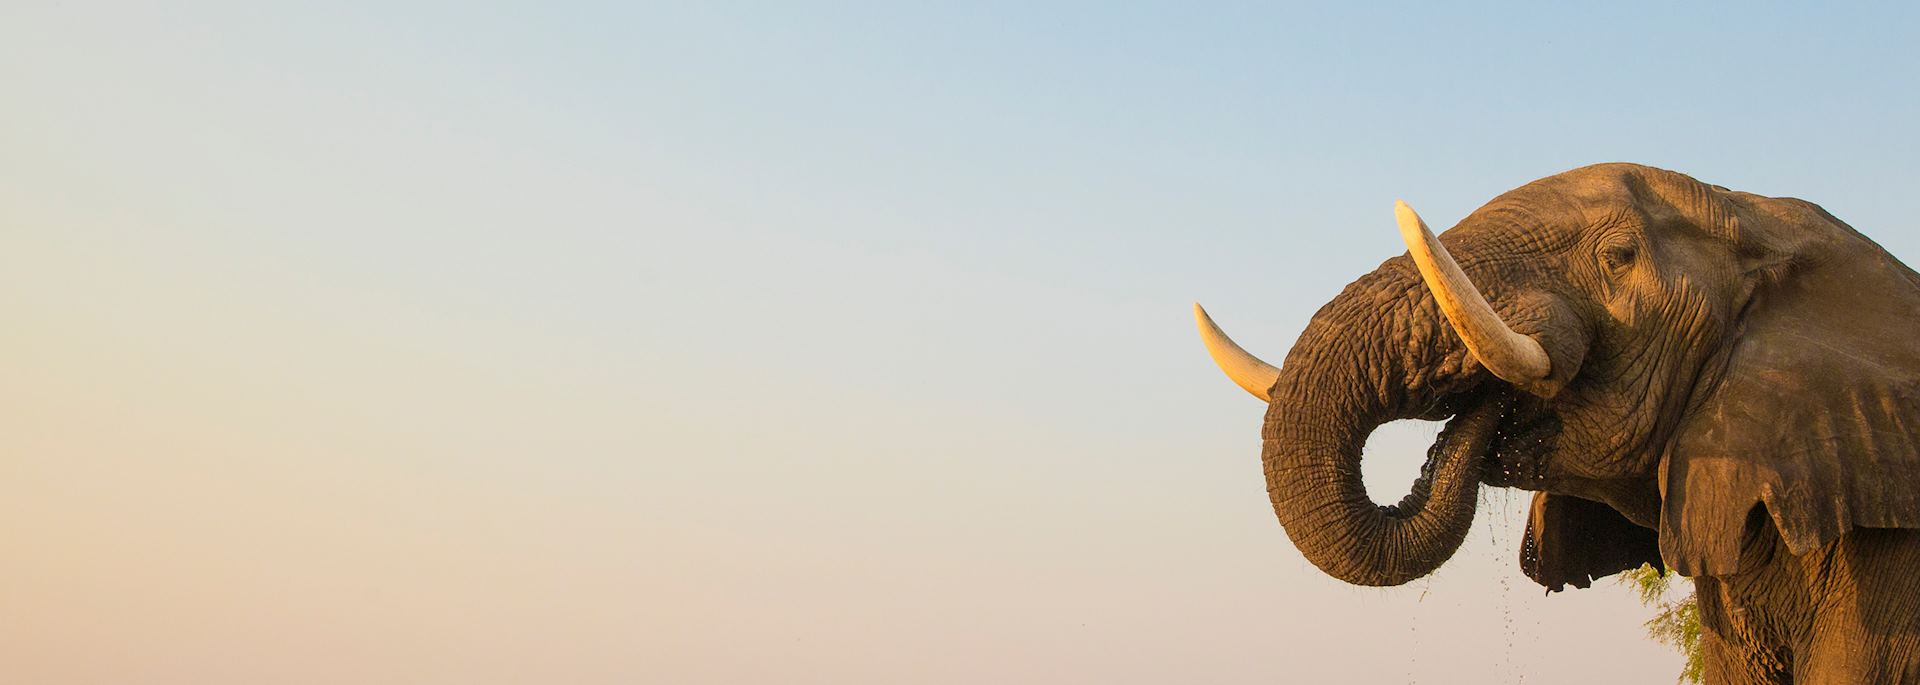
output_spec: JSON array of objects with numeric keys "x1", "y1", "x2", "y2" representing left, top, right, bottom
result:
[{"x1": 1423, "y1": 388, "x2": 1559, "y2": 490}]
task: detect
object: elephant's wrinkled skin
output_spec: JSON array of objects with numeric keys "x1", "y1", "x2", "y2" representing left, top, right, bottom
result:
[{"x1": 1197, "y1": 164, "x2": 1920, "y2": 683}]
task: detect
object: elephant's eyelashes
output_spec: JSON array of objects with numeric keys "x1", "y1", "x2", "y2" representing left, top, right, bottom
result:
[{"x1": 1601, "y1": 243, "x2": 1637, "y2": 273}]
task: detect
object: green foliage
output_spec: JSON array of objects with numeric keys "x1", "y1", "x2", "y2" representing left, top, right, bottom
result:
[{"x1": 1620, "y1": 564, "x2": 1704, "y2": 684}]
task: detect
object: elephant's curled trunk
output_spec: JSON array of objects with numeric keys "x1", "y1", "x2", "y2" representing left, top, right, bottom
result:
[
  {"x1": 1262, "y1": 389, "x2": 1498, "y2": 586},
  {"x1": 1257, "y1": 266, "x2": 1497, "y2": 586}
]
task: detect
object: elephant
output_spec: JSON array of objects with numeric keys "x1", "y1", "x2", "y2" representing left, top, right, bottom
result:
[{"x1": 1194, "y1": 163, "x2": 1920, "y2": 684}]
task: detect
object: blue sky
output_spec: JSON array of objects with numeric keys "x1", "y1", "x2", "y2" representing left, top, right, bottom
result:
[{"x1": 4, "y1": 2, "x2": 1917, "y2": 682}]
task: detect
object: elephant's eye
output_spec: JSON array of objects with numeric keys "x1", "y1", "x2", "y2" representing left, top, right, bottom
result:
[{"x1": 1602, "y1": 243, "x2": 1637, "y2": 272}]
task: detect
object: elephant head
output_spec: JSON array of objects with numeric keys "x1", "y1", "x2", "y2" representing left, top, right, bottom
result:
[{"x1": 1198, "y1": 163, "x2": 1920, "y2": 590}]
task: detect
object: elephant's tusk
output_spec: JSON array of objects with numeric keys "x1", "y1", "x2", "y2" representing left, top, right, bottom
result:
[
  {"x1": 1395, "y1": 200, "x2": 1552, "y2": 384},
  {"x1": 1194, "y1": 303, "x2": 1281, "y2": 401}
]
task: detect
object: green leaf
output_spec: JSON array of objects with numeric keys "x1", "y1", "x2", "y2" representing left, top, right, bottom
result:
[{"x1": 1619, "y1": 563, "x2": 1702, "y2": 684}]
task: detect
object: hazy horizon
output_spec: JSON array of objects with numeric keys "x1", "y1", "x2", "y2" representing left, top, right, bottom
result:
[{"x1": 6, "y1": 3, "x2": 1918, "y2": 683}]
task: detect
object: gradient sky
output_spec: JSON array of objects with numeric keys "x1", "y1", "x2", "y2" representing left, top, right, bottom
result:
[{"x1": 5, "y1": 2, "x2": 1919, "y2": 683}]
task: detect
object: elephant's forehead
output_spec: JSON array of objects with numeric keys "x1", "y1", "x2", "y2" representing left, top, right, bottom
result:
[
  {"x1": 1519, "y1": 163, "x2": 1709, "y2": 219},
  {"x1": 1495, "y1": 169, "x2": 1639, "y2": 216},
  {"x1": 1448, "y1": 164, "x2": 1703, "y2": 253},
  {"x1": 1445, "y1": 192, "x2": 1593, "y2": 256}
]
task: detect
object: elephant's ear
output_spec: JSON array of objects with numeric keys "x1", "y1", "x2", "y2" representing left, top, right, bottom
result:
[
  {"x1": 1521, "y1": 492, "x2": 1662, "y2": 592},
  {"x1": 1660, "y1": 193, "x2": 1920, "y2": 577}
]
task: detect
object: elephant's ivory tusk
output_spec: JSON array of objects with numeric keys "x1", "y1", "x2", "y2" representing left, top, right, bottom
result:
[
  {"x1": 1194, "y1": 303, "x2": 1281, "y2": 402},
  {"x1": 1395, "y1": 200, "x2": 1552, "y2": 384}
]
